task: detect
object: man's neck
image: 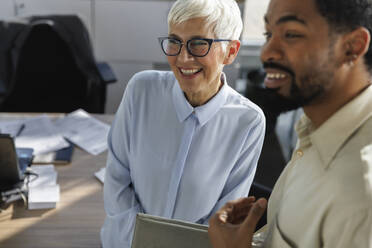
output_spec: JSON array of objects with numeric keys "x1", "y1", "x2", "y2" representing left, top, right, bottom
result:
[{"x1": 304, "y1": 69, "x2": 371, "y2": 128}]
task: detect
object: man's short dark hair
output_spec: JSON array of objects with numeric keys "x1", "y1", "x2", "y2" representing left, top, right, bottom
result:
[{"x1": 315, "y1": 0, "x2": 372, "y2": 72}]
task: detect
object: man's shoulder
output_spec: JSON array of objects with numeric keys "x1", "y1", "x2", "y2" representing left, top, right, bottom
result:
[
  {"x1": 327, "y1": 118, "x2": 372, "y2": 207},
  {"x1": 321, "y1": 130, "x2": 372, "y2": 246}
]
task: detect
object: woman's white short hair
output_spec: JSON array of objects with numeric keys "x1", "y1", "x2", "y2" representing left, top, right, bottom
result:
[{"x1": 168, "y1": 0, "x2": 243, "y2": 40}]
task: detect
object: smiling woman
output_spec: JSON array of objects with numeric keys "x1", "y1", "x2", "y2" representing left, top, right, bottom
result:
[
  {"x1": 166, "y1": 17, "x2": 239, "y2": 106},
  {"x1": 100, "y1": 1, "x2": 266, "y2": 248}
]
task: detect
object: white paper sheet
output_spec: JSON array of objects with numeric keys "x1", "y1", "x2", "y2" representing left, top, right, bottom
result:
[
  {"x1": 54, "y1": 109, "x2": 110, "y2": 155},
  {"x1": 28, "y1": 184, "x2": 60, "y2": 210},
  {"x1": 14, "y1": 115, "x2": 69, "y2": 155},
  {"x1": 94, "y1": 167, "x2": 105, "y2": 184},
  {"x1": 30, "y1": 164, "x2": 56, "y2": 174},
  {"x1": 28, "y1": 165, "x2": 57, "y2": 188},
  {"x1": 28, "y1": 164, "x2": 60, "y2": 210},
  {"x1": 0, "y1": 120, "x2": 25, "y2": 137}
]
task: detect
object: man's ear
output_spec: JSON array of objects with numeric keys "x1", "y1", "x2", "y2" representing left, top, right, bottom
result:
[
  {"x1": 223, "y1": 40, "x2": 241, "y2": 65},
  {"x1": 342, "y1": 27, "x2": 371, "y2": 64}
]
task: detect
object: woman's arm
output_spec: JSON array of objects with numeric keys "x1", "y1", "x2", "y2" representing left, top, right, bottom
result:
[
  {"x1": 201, "y1": 112, "x2": 266, "y2": 224},
  {"x1": 101, "y1": 80, "x2": 143, "y2": 248}
]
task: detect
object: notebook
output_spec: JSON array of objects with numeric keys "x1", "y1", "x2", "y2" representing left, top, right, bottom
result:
[
  {"x1": 131, "y1": 213, "x2": 212, "y2": 248},
  {"x1": 0, "y1": 134, "x2": 33, "y2": 191},
  {"x1": 32, "y1": 142, "x2": 74, "y2": 164}
]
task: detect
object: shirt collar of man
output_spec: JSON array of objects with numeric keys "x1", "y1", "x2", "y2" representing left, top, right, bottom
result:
[
  {"x1": 172, "y1": 72, "x2": 229, "y2": 127},
  {"x1": 295, "y1": 85, "x2": 372, "y2": 169}
]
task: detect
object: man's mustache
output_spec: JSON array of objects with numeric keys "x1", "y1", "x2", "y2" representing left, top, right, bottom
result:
[{"x1": 262, "y1": 62, "x2": 295, "y2": 77}]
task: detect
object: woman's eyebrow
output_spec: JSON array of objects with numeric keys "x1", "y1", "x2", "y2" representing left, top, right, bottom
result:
[
  {"x1": 168, "y1": 34, "x2": 181, "y2": 39},
  {"x1": 168, "y1": 34, "x2": 207, "y2": 40}
]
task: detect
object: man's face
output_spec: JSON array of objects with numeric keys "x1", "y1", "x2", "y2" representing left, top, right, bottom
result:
[{"x1": 260, "y1": 0, "x2": 343, "y2": 107}]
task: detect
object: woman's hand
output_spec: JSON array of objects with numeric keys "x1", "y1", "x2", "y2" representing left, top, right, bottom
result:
[{"x1": 208, "y1": 197, "x2": 267, "y2": 248}]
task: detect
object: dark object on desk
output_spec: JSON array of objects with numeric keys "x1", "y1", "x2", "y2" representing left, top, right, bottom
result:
[
  {"x1": 0, "y1": 134, "x2": 33, "y2": 192},
  {"x1": 16, "y1": 147, "x2": 34, "y2": 170},
  {"x1": 32, "y1": 141, "x2": 74, "y2": 164},
  {"x1": 54, "y1": 143, "x2": 74, "y2": 164},
  {"x1": 0, "y1": 15, "x2": 117, "y2": 113},
  {"x1": 15, "y1": 124, "x2": 25, "y2": 137}
]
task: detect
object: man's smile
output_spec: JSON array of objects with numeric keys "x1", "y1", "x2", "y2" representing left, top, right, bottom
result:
[{"x1": 264, "y1": 69, "x2": 291, "y2": 89}]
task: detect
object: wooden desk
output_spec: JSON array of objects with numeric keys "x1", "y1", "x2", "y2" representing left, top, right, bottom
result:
[{"x1": 0, "y1": 113, "x2": 114, "y2": 248}]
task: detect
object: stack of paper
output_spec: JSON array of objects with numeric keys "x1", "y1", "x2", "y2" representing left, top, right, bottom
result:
[
  {"x1": 13, "y1": 115, "x2": 70, "y2": 155},
  {"x1": 54, "y1": 109, "x2": 110, "y2": 155},
  {"x1": 28, "y1": 165, "x2": 60, "y2": 210},
  {"x1": 94, "y1": 167, "x2": 106, "y2": 184},
  {"x1": 0, "y1": 120, "x2": 25, "y2": 137}
]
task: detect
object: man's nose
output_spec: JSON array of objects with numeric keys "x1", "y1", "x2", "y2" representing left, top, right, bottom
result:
[{"x1": 260, "y1": 36, "x2": 283, "y2": 63}]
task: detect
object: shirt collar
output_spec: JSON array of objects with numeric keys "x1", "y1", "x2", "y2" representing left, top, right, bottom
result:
[
  {"x1": 172, "y1": 73, "x2": 229, "y2": 126},
  {"x1": 296, "y1": 85, "x2": 372, "y2": 169}
]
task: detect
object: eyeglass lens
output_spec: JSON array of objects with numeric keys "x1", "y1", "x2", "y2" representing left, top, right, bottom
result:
[{"x1": 162, "y1": 38, "x2": 210, "y2": 56}]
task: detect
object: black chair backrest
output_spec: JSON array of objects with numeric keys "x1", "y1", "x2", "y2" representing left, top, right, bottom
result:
[
  {"x1": 0, "y1": 15, "x2": 114, "y2": 113},
  {"x1": 1, "y1": 24, "x2": 88, "y2": 113}
]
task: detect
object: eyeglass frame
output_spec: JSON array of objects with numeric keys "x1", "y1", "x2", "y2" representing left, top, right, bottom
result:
[{"x1": 158, "y1": 37, "x2": 231, "y2": 57}]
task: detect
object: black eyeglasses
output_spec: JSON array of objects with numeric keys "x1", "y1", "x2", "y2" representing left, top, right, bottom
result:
[{"x1": 158, "y1": 37, "x2": 231, "y2": 57}]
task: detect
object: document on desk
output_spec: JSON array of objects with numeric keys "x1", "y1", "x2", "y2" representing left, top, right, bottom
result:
[
  {"x1": 0, "y1": 120, "x2": 24, "y2": 137},
  {"x1": 28, "y1": 184, "x2": 60, "y2": 210},
  {"x1": 94, "y1": 167, "x2": 105, "y2": 183},
  {"x1": 14, "y1": 115, "x2": 69, "y2": 155},
  {"x1": 54, "y1": 109, "x2": 110, "y2": 155},
  {"x1": 28, "y1": 164, "x2": 58, "y2": 187},
  {"x1": 28, "y1": 164, "x2": 60, "y2": 210}
]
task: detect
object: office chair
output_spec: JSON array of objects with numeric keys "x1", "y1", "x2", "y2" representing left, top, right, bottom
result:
[{"x1": 0, "y1": 15, "x2": 116, "y2": 113}]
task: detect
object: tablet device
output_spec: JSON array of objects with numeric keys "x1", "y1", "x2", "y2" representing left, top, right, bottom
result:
[
  {"x1": 0, "y1": 134, "x2": 33, "y2": 191},
  {"x1": 131, "y1": 213, "x2": 212, "y2": 248}
]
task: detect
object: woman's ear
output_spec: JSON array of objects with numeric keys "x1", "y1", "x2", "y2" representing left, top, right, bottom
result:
[
  {"x1": 342, "y1": 27, "x2": 370, "y2": 65},
  {"x1": 223, "y1": 40, "x2": 241, "y2": 65}
]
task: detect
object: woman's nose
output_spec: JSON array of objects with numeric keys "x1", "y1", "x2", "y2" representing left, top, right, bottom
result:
[{"x1": 177, "y1": 45, "x2": 194, "y2": 62}]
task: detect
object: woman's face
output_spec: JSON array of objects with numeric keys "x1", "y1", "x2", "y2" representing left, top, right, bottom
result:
[{"x1": 168, "y1": 18, "x2": 230, "y2": 107}]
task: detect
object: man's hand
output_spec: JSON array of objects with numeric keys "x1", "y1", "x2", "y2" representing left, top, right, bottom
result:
[{"x1": 208, "y1": 197, "x2": 267, "y2": 248}]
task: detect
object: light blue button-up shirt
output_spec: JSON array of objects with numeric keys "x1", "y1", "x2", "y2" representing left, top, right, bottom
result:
[{"x1": 101, "y1": 70, "x2": 265, "y2": 248}]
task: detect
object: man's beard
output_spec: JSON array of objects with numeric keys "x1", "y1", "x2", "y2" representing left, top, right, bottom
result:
[
  {"x1": 255, "y1": 61, "x2": 329, "y2": 115},
  {"x1": 246, "y1": 83, "x2": 302, "y2": 117}
]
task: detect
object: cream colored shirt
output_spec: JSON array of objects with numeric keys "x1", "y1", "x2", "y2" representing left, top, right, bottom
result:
[{"x1": 264, "y1": 85, "x2": 372, "y2": 248}]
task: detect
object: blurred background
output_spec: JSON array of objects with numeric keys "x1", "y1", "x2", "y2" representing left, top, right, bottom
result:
[{"x1": 0, "y1": 0, "x2": 269, "y2": 114}]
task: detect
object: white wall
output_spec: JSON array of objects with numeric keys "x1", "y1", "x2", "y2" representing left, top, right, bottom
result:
[
  {"x1": 0, "y1": 0, "x2": 14, "y2": 18},
  {"x1": 13, "y1": 0, "x2": 93, "y2": 35},
  {"x1": 94, "y1": 0, "x2": 172, "y2": 113}
]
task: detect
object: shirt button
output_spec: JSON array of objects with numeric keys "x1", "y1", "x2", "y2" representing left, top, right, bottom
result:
[{"x1": 296, "y1": 149, "x2": 304, "y2": 157}]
